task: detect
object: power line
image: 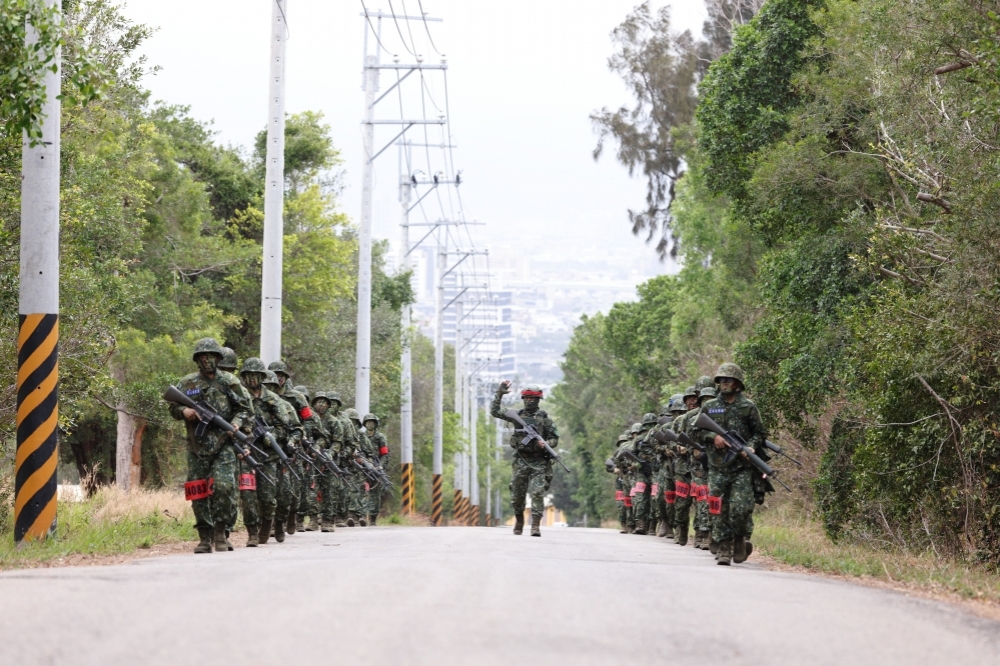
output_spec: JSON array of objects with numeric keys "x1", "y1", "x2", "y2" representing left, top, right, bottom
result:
[
  {"x1": 359, "y1": 0, "x2": 397, "y2": 57},
  {"x1": 387, "y1": 0, "x2": 417, "y2": 56},
  {"x1": 417, "y1": 0, "x2": 445, "y2": 56}
]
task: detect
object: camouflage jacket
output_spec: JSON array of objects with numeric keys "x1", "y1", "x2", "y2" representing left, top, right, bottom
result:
[
  {"x1": 250, "y1": 388, "x2": 304, "y2": 460},
  {"x1": 318, "y1": 410, "x2": 345, "y2": 455},
  {"x1": 489, "y1": 392, "x2": 559, "y2": 459},
  {"x1": 275, "y1": 386, "x2": 324, "y2": 443},
  {"x1": 367, "y1": 430, "x2": 390, "y2": 468},
  {"x1": 169, "y1": 370, "x2": 253, "y2": 458},
  {"x1": 695, "y1": 392, "x2": 767, "y2": 470}
]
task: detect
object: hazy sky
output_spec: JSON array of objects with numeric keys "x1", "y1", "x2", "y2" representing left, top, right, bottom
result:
[{"x1": 125, "y1": 0, "x2": 706, "y2": 264}]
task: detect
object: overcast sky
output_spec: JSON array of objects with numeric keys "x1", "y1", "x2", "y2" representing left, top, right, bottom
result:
[{"x1": 124, "y1": 0, "x2": 707, "y2": 266}]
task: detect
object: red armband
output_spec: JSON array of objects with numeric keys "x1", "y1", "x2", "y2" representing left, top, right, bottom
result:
[
  {"x1": 708, "y1": 495, "x2": 723, "y2": 515},
  {"x1": 697, "y1": 485, "x2": 709, "y2": 502},
  {"x1": 624, "y1": 497, "x2": 633, "y2": 508},
  {"x1": 238, "y1": 474, "x2": 256, "y2": 491},
  {"x1": 651, "y1": 484, "x2": 659, "y2": 496},
  {"x1": 364, "y1": 482, "x2": 370, "y2": 492},
  {"x1": 615, "y1": 490, "x2": 624, "y2": 502},
  {"x1": 299, "y1": 406, "x2": 313, "y2": 419},
  {"x1": 629, "y1": 486, "x2": 637, "y2": 497},
  {"x1": 665, "y1": 490, "x2": 677, "y2": 504},
  {"x1": 379, "y1": 446, "x2": 389, "y2": 456},
  {"x1": 184, "y1": 478, "x2": 214, "y2": 501},
  {"x1": 634, "y1": 481, "x2": 647, "y2": 493},
  {"x1": 675, "y1": 481, "x2": 690, "y2": 499}
]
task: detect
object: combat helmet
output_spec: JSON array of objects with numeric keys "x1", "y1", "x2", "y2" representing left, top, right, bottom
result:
[
  {"x1": 219, "y1": 347, "x2": 238, "y2": 371},
  {"x1": 714, "y1": 362, "x2": 745, "y2": 387},
  {"x1": 669, "y1": 393, "x2": 686, "y2": 413},
  {"x1": 641, "y1": 413, "x2": 657, "y2": 426},
  {"x1": 294, "y1": 385, "x2": 310, "y2": 401},
  {"x1": 268, "y1": 360, "x2": 290, "y2": 378},
  {"x1": 262, "y1": 370, "x2": 280, "y2": 387},
  {"x1": 240, "y1": 357, "x2": 267, "y2": 376},
  {"x1": 683, "y1": 385, "x2": 698, "y2": 401},
  {"x1": 312, "y1": 390, "x2": 329, "y2": 404},
  {"x1": 520, "y1": 384, "x2": 544, "y2": 399},
  {"x1": 695, "y1": 375, "x2": 714, "y2": 391},
  {"x1": 699, "y1": 386, "x2": 717, "y2": 400},
  {"x1": 363, "y1": 413, "x2": 379, "y2": 427},
  {"x1": 630, "y1": 423, "x2": 643, "y2": 435},
  {"x1": 327, "y1": 391, "x2": 342, "y2": 405},
  {"x1": 191, "y1": 338, "x2": 224, "y2": 362},
  {"x1": 343, "y1": 408, "x2": 361, "y2": 423},
  {"x1": 659, "y1": 403, "x2": 672, "y2": 416}
]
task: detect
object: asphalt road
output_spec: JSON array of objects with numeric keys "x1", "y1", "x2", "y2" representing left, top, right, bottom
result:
[{"x1": 1, "y1": 526, "x2": 998, "y2": 665}]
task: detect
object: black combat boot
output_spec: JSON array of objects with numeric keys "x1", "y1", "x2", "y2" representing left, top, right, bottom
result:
[
  {"x1": 258, "y1": 520, "x2": 271, "y2": 545},
  {"x1": 676, "y1": 524, "x2": 689, "y2": 546},
  {"x1": 697, "y1": 530, "x2": 710, "y2": 550},
  {"x1": 194, "y1": 527, "x2": 213, "y2": 554},
  {"x1": 733, "y1": 536, "x2": 750, "y2": 563},
  {"x1": 347, "y1": 512, "x2": 357, "y2": 527},
  {"x1": 513, "y1": 513, "x2": 524, "y2": 535},
  {"x1": 286, "y1": 512, "x2": 297, "y2": 536},
  {"x1": 359, "y1": 516, "x2": 368, "y2": 526},
  {"x1": 709, "y1": 538, "x2": 719, "y2": 555},
  {"x1": 213, "y1": 525, "x2": 230, "y2": 553},
  {"x1": 648, "y1": 518, "x2": 658, "y2": 535},
  {"x1": 273, "y1": 516, "x2": 286, "y2": 543},
  {"x1": 321, "y1": 518, "x2": 335, "y2": 533},
  {"x1": 246, "y1": 525, "x2": 259, "y2": 547},
  {"x1": 370, "y1": 515, "x2": 378, "y2": 526},
  {"x1": 530, "y1": 515, "x2": 541, "y2": 537},
  {"x1": 663, "y1": 523, "x2": 674, "y2": 539},
  {"x1": 619, "y1": 519, "x2": 628, "y2": 534},
  {"x1": 716, "y1": 539, "x2": 733, "y2": 565},
  {"x1": 656, "y1": 520, "x2": 668, "y2": 538},
  {"x1": 634, "y1": 519, "x2": 647, "y2": 535}
]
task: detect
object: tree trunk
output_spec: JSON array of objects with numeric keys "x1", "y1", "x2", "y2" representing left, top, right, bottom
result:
[{"x1": 111, "y1": 360, "x2": 144, "y2": 491}]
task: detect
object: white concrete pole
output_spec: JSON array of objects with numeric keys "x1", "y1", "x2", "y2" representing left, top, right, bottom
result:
[
  {"x1": 399, "y1": 175, "x2": 413, "y2": 511},
  {"x1": 355, "y1": 45, "x2": 379, "y2": 415},
  {"x1": 16, "y1": 0, "x2": 61, "y2": 543},
  {"x1": 470, "y1": 380, "x2": 479, "y2": 514},
  {"x1": 432, "y1": 245, "x2": 445, "y2": 524},
  {"x1": 495, "y1": 417, "x2": 503, "y2": 523},
  {"x1": 259, "y1": 0, "x2": 288, "y2": 364}
]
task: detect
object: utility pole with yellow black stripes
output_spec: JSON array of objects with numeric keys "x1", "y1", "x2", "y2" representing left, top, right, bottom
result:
[{"x1": 16, "y1": 0, "x2": 61, "y2": 544}]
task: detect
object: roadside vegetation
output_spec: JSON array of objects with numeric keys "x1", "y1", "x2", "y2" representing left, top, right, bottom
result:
[{"x1": 553, "y1": 0, "x2": 1000, "y2": 595}]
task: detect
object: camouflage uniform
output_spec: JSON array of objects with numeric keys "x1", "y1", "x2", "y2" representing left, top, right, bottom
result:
[
  {"x1": 691, "y1": 385, "x2": 716, "y2": 549},
  {"x1": 252, "y1": 370, "x2": 304, "y2": 543},
  {"x1": 490, "y1": 387, "x2": 559, "y2": 534},
  {"x1": 169, "y1": 339, "x2": 253, "y2": 553},
  {"x1": 694, "y1": 364, "x2": 767, "y2": 565},
  {"x1": 269, "y1": 361, "x2": 320, "y2": 533},
  {"x1": 628, "y1": 414, "x2": 659, "y2": 535},
  {"x1": 334, "y1": 403, "x2": 360, "y2": 525},
  {"x1": 606, "y1": 434, "x2": 630, "y2": 532},
  {"x1": 311, "y1": 391, "x2": 342, "y2": 531},
  {"x1": 346, "y1": 409, "x2": 376, "y2": 524},
  {"x1": 363, "y1": 414, "x2": 390, "y2": 525}
]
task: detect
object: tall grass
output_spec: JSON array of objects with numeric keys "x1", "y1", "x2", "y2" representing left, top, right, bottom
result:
[
  {"x1": 0, "y1": 486, "x2": 196, "y2": 568},
  {"x1": 754, "y1": 502, "x2": 1000, "y2": 603}
]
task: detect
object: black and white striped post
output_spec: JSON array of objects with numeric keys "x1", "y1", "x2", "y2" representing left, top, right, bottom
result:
[{"x1": 16, "y1": 0, "x2": 61, "y2": 544}]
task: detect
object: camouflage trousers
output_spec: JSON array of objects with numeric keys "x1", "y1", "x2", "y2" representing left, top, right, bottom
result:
[
  {"x1": 298, "y1": 461, "x2": 320, "y2": 518},
  {"x1": 692, "y1": 467, "x2": 711, "y2": 533},
  {"x1": 672, "y1": 469, "x2": 693, "y2": 532},
  {"x1": 630, "y1": 471, "x2": 653, "y2": 525},
  {"x1": 238, "y1": 458, "x2": 260, "y2": 529},
  {"x1": 654, "y1": 467, "x2": 674, "y2": 529},
  {"x1": 187, "y1": 448, "x2": 238, "y2": 532},
  {"x1": 276, "y1": 457, "x2": 303, "y2": 522},
  {"x1": 708, "y1": 465, "x2": 755, "y2": 543},
  {"x1": 510, "y1": 455, "x2": 549, "y2": 520},
  {"x1": 368, "y1": 479, "x2": 386, "y2": 519},
  {"x1": 349, "y1": 472, "x2": 370, "y2": 517},
  {"x1": 320, "y1": 469, "x2": 345, "y2": 521},
  {"x1": 252, "y1": 459, "x2": 280, "y2": 526}
]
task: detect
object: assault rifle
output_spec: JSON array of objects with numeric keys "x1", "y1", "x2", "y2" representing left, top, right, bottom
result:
[
  {"x1": 615, "y1": 447, "x2": 650, "y2": 475},
  {"x1": 694, "y1": 412, "x2": 792, "y2": 492},
  {"x1": 763, "y1": 439, "x2": 803, "y2": 467},
  {"x1": 353, "y1": 455, "x2": 393, "y2": 489},
  {"x1": 504, "y1": 409, "x2": 570, "y2": 473},
  {"x1": 301, "y1": 439, "x2": 349, "y2": 478},
  {"x1": 163, "y1": 385, "x2": 275, "y2": 486},
  {"x1": 250, "y1": 416, "x2": 301, "y2": 481},
  {"x1": 654, "y1": 426, "x2": 706, "y2": 452}
]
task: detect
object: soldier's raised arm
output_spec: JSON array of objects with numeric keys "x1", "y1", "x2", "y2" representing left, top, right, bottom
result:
[{"x1": 489, "y1": 380, "x2": 514, "y2": 422}]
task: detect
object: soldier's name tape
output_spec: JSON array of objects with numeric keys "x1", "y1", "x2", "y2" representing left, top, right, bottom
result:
[{"x1": 185, "y1": 478, "x2": 215, "y2": 501}]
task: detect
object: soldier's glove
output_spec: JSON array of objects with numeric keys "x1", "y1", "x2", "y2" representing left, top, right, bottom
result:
[{"x1": 497, "y1": 380, "x2": 512, "y2": 395}]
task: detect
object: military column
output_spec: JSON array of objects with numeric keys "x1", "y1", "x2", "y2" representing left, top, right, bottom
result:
[{"x1": 15, "y1": 0, "x2": 61, "y2": 543}]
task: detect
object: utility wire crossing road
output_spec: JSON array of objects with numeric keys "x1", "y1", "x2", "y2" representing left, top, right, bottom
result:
[{"x1": 1, "y1": 527, "x2": 998, "y2": 665}]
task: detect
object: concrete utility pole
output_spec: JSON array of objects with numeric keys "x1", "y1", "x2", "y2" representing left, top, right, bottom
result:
[
  {"x1": 495, "y1": 418, "x2": 504, "y2": 525},
  {"x1": 16, "y1": 0, "x2": 61, "y2": 543},
  {"x1": 470, "y1": 379, "x2": 479, "y2": 524},
  {"x1": 259, "y1": 0, "x2": 288, "y2": 365},
  {"x1": 398, "y1": 173, "x2": 414, "y2": 514},
  {"x1": 453, "y1": 300, "x2": 465, "y2": 523},
  {"x1": 432, "y1": 245, "x2": 445, "y2": 525}
]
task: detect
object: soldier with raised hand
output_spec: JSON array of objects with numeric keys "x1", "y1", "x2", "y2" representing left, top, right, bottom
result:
[
  {"x1": 344, "y1": 408, "x2": 375, "y2": 526},
  {"x1": 363, "y1": 414, "x2": 390, "y2": 526},
  {"x1": 694, "y1": 363, "x2": 767, "y2": 565},
  {"x1": 169, "y1": 338, "x2": 253, "y2": 554},
  {"x1": 490, "y1": 382, "x2": 559, "y2": 537}
]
